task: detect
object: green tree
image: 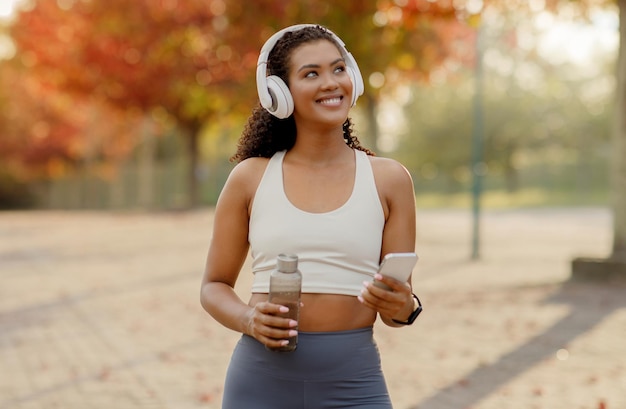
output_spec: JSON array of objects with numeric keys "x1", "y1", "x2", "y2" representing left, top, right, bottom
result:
[
  {"x1": 397, "y1": 64, "x2": 611, "y2": 195},
  {"x1": 550, "y1": 0, "x2": 626, "y2": 279},
  {"x1": 415, "y1": 0, "x2": 625, "y2": 277},
  {"x1": 480, "y1": 0, "x2": 626, "y2": 280}
]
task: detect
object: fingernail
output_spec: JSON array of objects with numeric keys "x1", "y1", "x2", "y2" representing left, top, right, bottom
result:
[
  {"x1": 281, "y1": 340, "x2": 289, "y2": 346},
  {"x1": 357, "y1": 296, "x2": 364, "y2": 303},
  {"x1": 362, "y1": 281, "x2": 370, "y2": 288},
  {"x1": 374, "y1": 274, "x2": 383, "y2": 280},
  {"x1": 279, "y1": 306, "x2": 289, "y2": 313},
  {"x1": 288, "y1": 320, "x2": 297, "y2": 327},
  {"x1": 288, "y1": 330, "x2": 298, "y2": 337}
]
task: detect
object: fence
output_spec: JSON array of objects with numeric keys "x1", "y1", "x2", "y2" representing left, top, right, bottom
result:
[{"x1": 29, "y1": 154, "x2": 610, "y2": 210}]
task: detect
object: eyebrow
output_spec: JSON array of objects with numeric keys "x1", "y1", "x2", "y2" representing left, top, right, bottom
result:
[{"x1": 297, "y1": 58, "x2": 345, "y2": 73}]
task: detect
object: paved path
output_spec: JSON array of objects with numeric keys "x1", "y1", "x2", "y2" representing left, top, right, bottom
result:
[{"x1": 0, "y1": 208, "x2": 623, "y2": 409}]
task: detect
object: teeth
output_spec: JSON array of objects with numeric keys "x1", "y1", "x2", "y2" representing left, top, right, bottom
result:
[{"x1": 319, "y1": 97, "x2": 341, "y2": 105}]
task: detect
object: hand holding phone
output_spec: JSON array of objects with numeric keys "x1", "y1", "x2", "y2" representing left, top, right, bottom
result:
[{"x1": 373, "y1": 252, "x2": 418, "y2": 291}]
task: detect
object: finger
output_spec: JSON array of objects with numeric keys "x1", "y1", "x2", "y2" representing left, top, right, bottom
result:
[
  {"x1": 253, "y1": 306, "x2": 298, "y2": 329},
  {"x1": 262, "y1": 333, "x2": 296, "y2": 349},
  {"x1": 255, "y1": 303, "x2": 300, "y2": 324},
  {"x1": 359, "y1": 282, "x2": 391, "y2": 311},
  {"x1": 257, "y1": 301, "x2": 293, "y2": 315},
  {"x1": 358, "y1": 293, "x2": 395, "y2": 316},
  {"x1": 363, "y1": 280, "x2": 400, "y2": 304},
  {"x1": 248, "y1": 304, "x2": 297, "y2": 341},
  {"x1": 360, "y1": 281, "x2": 408, "y2": 315},
  {"x1": 255, "y1": 324, "x2": 298, "y2": 348},
  {"x1": 373, "y1": 274, "x2": 411, "y2": 293},
  {"x1": 258, "y1": 325, "x2": 298, "y2": 341}
]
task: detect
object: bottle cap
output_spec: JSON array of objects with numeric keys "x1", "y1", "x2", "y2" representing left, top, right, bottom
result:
[{"x1": 277, "y1": 253, "x2": 298, "y2": 273}]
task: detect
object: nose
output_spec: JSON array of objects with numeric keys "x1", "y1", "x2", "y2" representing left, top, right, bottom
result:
[{"x1": 320, "y1": 72, "x2": 339, "y2": 90}]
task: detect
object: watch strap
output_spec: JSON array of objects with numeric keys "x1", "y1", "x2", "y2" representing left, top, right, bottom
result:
[{"x1": 392, "y1": 293, "x2": 422, "y2": 325}]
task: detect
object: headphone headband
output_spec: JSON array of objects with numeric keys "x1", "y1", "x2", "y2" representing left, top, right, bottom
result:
[{"x1": 256, "y1": 24, "x2": 364, "y2": 118}]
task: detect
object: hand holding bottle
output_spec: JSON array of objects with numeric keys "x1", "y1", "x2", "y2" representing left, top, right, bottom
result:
[{"x1": 244, "y1": 301, "x2": 299, "y2": 350}]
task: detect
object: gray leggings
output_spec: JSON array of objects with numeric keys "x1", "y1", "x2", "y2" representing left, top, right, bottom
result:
[{"x1": 222, "y1": 327, "x2": 393, "y2": 409}]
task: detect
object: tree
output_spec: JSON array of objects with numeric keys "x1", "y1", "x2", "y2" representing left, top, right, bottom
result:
[
  {"x1": 10, "y1": 0, "x2": 264, "y2": 207},
  {"x1": 445, "y1": 0, "x2": 625, "y2": 278},
  {"x1": 573, "y1": 0, "x2": 626, "y2": 280},
  {"x1": 0, "y1": 59, "x2": 85, "y2": 178},
  {"x1": 294, "y1": 1, "x2": 465, "y2": 148},
  {"x1": 9, "y1": 0, "x2": 467, "y2": 207},
  {"x1": 396, "y1": 66, "x2": 611, "y2": 194}
]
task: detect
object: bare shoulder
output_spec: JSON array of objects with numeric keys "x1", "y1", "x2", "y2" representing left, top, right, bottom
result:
[
  {"x1": 224, "y1": 156, "x2": 269, "y2": 192},
  {"x1": 217, "y1": 156, "x2": 270, "y2": 209},
  {"x1": 368, "y1": 155, "x2": 414, "y2": 189},
  {"x1": 367, "y1": 155, "x2": 415, "y2": 221}
]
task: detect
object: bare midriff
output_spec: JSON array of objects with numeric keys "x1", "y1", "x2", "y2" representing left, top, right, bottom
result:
[{"x1": 249, "y1": 293, "x2": 377, "y2": 331}]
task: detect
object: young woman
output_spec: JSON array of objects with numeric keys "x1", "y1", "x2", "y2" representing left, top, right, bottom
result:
[{"x1": 200, "y1": 24, "x2": 420, "y2": 409}]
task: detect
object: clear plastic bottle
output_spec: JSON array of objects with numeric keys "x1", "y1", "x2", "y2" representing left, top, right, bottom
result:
[{"x1": 267, "y1": 253, "x2": 302, "y2": 352}]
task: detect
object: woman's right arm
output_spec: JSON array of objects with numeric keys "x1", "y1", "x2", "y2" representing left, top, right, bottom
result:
[
  {"x1": 200, "y1": 159, "x2": 296, "y2": 348},
  {"x1": 200, "y1": 160, "x2": 255, "y2": 334}
]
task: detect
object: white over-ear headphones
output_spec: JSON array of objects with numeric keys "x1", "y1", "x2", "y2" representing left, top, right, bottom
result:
[{"x1": 256, "y1": 24, "x2": 364, "y2": 119}]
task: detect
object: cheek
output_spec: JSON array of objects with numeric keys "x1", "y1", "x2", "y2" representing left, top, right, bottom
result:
[
  {"x1": 291, "y1": 82, "x2": 317, "y2": 100},
  {"x1": 340, "y1": 75, "x2": 354, "y2": 92}
]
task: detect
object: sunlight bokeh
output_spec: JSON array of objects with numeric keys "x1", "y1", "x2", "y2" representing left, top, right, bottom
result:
[
  {"x1": 535, "y1": 9, "x2": 618, "y2": 67},
  {"x1": 0, "y1": 0, "x2": 20, "y2": 60},
  {"x1": 0, "y1": 0, "x2": 21, "y2": 20}
]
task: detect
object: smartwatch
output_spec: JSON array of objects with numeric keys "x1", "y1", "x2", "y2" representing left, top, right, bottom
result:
[{"x1": 392, "y1": 293, "x2": 422, "y2": 325}]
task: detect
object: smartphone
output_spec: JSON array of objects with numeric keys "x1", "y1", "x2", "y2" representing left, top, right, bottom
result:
[{"x1": 373, "y1": 252, "x2": 418, "y2": 290}]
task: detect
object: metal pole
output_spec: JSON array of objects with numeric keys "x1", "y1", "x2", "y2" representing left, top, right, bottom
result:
[{"x1": 471, "y1": 21, "x2": 484, "y2": 260}]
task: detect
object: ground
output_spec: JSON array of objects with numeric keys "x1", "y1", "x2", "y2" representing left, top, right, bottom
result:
[{"x1": 0, "y1": 207, "x2": 623, "y2": 409}]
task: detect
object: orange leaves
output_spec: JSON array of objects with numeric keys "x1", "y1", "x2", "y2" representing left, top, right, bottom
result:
[{"x1": 3, "y1": 0, "x2": 485, "y2": 186}]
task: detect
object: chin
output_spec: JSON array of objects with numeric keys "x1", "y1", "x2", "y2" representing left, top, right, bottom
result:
[{"x1": 320, "y1": 113, "x2": 349, "y2": 127}]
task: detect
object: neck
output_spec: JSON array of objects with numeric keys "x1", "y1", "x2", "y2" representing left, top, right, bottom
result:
[{"x1": 288, "y1": 125, "x2": 352, "y2": 165}]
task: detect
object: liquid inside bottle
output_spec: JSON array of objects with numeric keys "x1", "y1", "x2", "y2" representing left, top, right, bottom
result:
[{"x1": 267, "y1": 254, "x2": 301, "y2": 352}]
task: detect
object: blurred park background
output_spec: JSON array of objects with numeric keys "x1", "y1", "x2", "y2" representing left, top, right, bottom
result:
[
  {"x1": 0, "y1": 0, "x2": 620, "y2": 212},
  {"x1": 2, "y1": 2, "x2": 626, "y2": 408}
]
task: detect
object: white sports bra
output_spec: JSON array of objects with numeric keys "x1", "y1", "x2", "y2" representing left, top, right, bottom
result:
[{"x1": 249, "y1": 149, "x2": 385, "y2": 296}]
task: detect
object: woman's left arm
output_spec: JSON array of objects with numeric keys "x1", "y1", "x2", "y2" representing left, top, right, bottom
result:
[{"x1": 359, "y1": 157, "x2": 417, "y2": 327}]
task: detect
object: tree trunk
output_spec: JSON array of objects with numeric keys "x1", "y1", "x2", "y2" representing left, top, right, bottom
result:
[
  {"x1": 571, "y1": 0, "x2": 626, "y2": 281},
  {"x1": 362, "y1": 95, "x2": 379, "y2": 152},
  {"x1": 611, "y1": 0, "x2": 626, "y2": 261},
  {"x1": 187, "y1": 129, "x2": 200, "y2": 209},
  {"x1": 137, "y1": 116, "x2": 155, "y2": 209}
]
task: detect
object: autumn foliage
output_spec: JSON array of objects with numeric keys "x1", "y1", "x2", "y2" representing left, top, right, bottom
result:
[{"x1": 2, "y1": 0, "x2": 474, "y2": 206}]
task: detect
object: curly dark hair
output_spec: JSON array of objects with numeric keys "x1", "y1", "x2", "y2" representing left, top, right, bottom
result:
[{"x1": 231, "y1": 25, "x2": 374, "y2": 163}]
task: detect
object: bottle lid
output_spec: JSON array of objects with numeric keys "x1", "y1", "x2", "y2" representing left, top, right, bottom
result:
[{"x1": 277, "y1": 253, "x2": 298, "y2": 273}]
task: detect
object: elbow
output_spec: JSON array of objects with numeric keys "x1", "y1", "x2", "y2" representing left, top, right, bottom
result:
[
  {"x1": 199, "y1": 282, "x2": 213, "y2": 314},
  {"x1": 199, "y1": 280, "x2": 229, "y2": 315}
]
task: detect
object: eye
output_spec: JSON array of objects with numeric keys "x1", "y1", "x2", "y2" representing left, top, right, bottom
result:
[
  {"x1": 305, "y1": 70, "x2": 318, "y2": 78},
  {"x1": 334, "y1": 65, "x2": 346, "y2": 74}
]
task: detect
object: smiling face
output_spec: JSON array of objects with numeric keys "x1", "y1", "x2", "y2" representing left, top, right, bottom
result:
[{"x1": 286, "y1": 39, "x2": 353, "y2": 130}]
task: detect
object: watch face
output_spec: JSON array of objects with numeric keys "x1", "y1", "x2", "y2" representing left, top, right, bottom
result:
[{"x1": 410, "y1": 305, "x2": 423, "y2": 321}]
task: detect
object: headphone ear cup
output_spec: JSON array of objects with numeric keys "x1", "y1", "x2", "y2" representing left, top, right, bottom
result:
[
  {"x1": 265, "y1": 75, "x2": 293, "y2": 119},
  {"x1": 346, "y1": 67, "x2": 360, "y2": 106}
]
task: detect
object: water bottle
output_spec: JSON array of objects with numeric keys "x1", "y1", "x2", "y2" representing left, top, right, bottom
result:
[{"x1": 267, "y1": 253, "x2": 302, "y2": 352}]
